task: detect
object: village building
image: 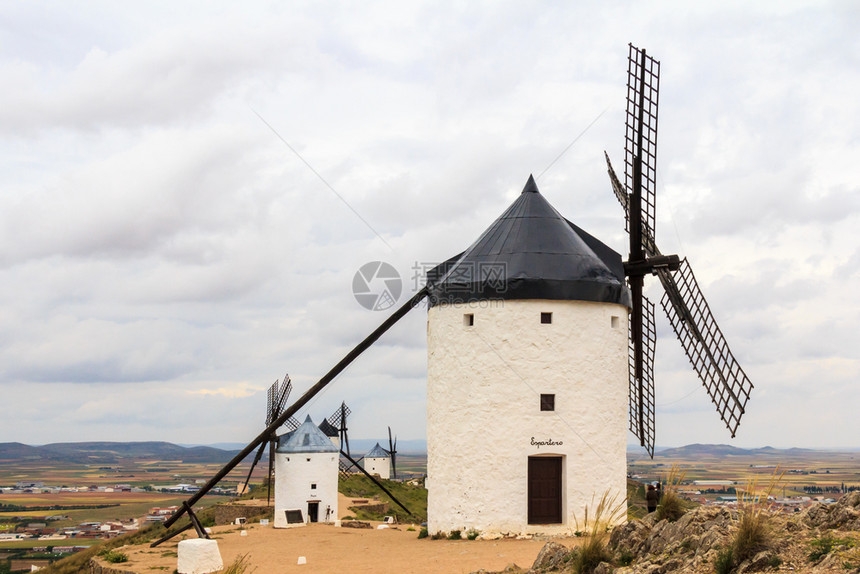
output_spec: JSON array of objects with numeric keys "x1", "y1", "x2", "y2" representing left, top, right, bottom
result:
[
  {"x1": 362, "y1": 443, "x2": 391, "y2": 479},
  {"x1": 273, "y1": 416, "x2": 338, "y2": 527},
  {"x1": 425, "y1": 176, "x2": 630, "y2": 536}
]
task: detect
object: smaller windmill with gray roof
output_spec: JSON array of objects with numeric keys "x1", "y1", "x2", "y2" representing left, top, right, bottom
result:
[
  {"x1": 274, "y1": 415, "x2": 339, "y2": 527},
  {"x1": 362, "y1": 442, "x2": 391, "y2": 480}
]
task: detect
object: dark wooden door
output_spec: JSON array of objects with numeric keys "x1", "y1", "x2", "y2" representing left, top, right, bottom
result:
[
  {"x1": 528, "y1": 456, "x2": 562, "y2": 524},
  {"x1": 307, "y1": 501, "x2": 319, "y2": 523}
]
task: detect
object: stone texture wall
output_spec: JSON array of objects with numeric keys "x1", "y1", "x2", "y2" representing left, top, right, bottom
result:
[
  {"x1": 212, "y1": 503, "x2": 272, "y2": 525},
  {"x1": 426, "y1": 299, "x2": 629, "y2": 536}
]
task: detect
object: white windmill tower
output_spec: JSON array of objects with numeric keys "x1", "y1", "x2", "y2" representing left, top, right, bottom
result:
[
  {"x1": 425, "y1": 174, "x2": 631, "y2": 536},
  {"x1": 273, "y1": 415, "x2": 339, "y2": 527}
]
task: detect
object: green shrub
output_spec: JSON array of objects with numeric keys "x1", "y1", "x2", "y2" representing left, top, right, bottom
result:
[
  {"x1": 447, "y1": 529, "x2": 462, "y2": 540},
  {"x1": 767, "y1": 555, "x2": 782, "y2": 568},
  {"x1": 430, "y1": 531, "x2": 446, "y2": 540},
  {"x1": 417, "y1": 527, "x2": 428, "y2": 539},
  {"x1": 713, "y1": 547, "x2": 734, "y2": 574},
  {"x1": 466, "y1": 529, "x2": 480, "y2": 540},
  {"x1": 406, "y1": 526, "x2": 415, "y2": 531},
  {"x1": 102, "y1": 550, "x2": 128, "y2": 564},
  {"x1": 808, "y1": 534, "x2": 851, "y2": 562},
  {"x1": 617, "y1": 549, "x2": 634, "y2": 566}
]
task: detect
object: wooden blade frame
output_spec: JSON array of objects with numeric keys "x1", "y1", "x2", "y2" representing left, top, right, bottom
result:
[
  {"x1": 626, "y1": 44, "x2": 660, "y2": 451},
  {"x1": 658, "y1": 260, "x2": 753, "y2": 437},
  {"x1": 624, "y1": 43, "x2": 659, "y2": 241},
  {"x1": 608, "y1": 45, "x2": 753, "y2": 454},
  {"x1": 327, "y1": 402, "x2": 352, "y2": 457},
  {"x1": 628, "y1": 296, "x2": 656, "y2": 456}
]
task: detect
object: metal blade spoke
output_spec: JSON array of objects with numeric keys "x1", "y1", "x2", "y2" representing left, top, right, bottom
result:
[{"x1": 659, "y1": 260, "x2": 753, "y2": 437}]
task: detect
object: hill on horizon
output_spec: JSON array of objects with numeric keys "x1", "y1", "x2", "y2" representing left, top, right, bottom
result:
[
  {"x1": 648, "y1": 443, "x2": 823, "y2": 458},
  {"x1": 0, "y1": 441, "x2": 241, "y2": 464},
  {"x1": 2, "y1": 441, "x2": 855, "y2": 466}
]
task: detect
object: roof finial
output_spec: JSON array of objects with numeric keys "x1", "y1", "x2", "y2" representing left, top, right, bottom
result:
[{"x1": 521, "y1": 174, "x2": 539, "y2": 194}]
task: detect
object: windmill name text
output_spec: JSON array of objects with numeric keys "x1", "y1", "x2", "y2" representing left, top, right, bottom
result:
[{"x1": 531, "y1": 437, "x2": 563, "y2": 449}]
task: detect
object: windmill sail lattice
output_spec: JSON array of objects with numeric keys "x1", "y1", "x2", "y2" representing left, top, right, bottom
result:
[
  {"x1": 326, "y1": 402, "x2": 352, "y2": 458},
  {"x1": 628, "y1": 296, "x2": 656, "y2": 456},
  {"x1": 606, "y1": 44, "x2": 753, "y2": 455},
  {"x1": 658, "y1": 262, "x2": 752, "y2": 437},
  {"x1": 624, "y1": 43, "x2": 659, "y2": 240},
  {"x1": 241, "y1": 374, "x2": 298, "y2": 500}
]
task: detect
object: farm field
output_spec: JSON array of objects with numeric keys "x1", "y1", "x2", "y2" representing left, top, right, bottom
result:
[
  {"x1": 0, "y1": 491, "x2": 222, "y2": 527},
  {"x1": 628, "y1": 446, "x2": 860, "y2": 498},
  {"x1": 0, "y1": 459, "x2": 250, "y2": 489}
]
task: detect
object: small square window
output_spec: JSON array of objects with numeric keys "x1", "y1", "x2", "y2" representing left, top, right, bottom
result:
[
  {"x1": 464, "y1": 313, "x2": 474, "y2": 326},
  {"x1": 611, "y1": 315, "x2": 620, "y2": 329},
  {"x1": 311, "y1": 483, "x2": 317, "y2": 490},
  {"x1": 306, "y1": 458, "x2": 311, "y2": 462},
  {"x1": 540, "y1": 393, "x2": 555, "y2": 411},
  {"x1": 541, "y1": 312, "x2": 552, "y2": 324}
]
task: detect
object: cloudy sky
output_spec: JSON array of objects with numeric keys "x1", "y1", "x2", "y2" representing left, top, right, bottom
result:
[{"x1": 1, "y1": 1, "x2": 857, "y2": 451}]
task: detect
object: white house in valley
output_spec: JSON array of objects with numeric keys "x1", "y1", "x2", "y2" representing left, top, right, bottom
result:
[
  {"x1": 273, "y1": 416, "x2": 339, "y2": 527},
  {"x1": 425, "y1": 175, "x2": 631, "y2": 536}
]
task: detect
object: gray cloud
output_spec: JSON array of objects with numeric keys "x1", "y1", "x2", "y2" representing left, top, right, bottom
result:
[{"x1": 0, "y1": 2, "x2": 858, "y2": 449}]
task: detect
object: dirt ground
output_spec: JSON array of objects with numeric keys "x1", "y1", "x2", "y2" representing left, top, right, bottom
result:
[{"x1": 109, "y1": 496, "x2": 581, "y2": 574}]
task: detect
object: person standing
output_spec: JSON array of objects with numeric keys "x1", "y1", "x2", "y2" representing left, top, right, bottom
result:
[{"x1": 646, "y1": 484, "x2": 659, "y2": 513}]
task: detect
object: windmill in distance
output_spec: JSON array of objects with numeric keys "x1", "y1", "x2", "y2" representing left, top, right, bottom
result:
[
  {"x1": 241, "y1": 374, "x2": 299, "y2": 502},
  {"x1": 387, "y1": 426, "x2": 397, "y2": 480},
  {"x1": 325, "y1": 401, "x2": 352, "y2": 458},
  {"x1": 604, "y1": 44, "x2": 754, "y2": 456}
]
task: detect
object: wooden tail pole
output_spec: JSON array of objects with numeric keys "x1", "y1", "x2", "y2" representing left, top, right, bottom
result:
[{"x1": 154, "y1": 287, "x2": 429, "y2": 541}]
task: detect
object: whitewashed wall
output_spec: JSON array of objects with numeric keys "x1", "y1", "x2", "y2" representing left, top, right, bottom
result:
[
  {"x1": 273, "y1": 451, "x2": 339, "y2": 527},
  {"x1": 426, "y1": 299, "x2": 629, "y2": 536},
  {"x1": 362, "y1": 456, "x2": 390, "y2": 479}
]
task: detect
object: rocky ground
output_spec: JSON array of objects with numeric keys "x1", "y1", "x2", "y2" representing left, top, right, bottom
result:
[{"x1": 473, "y1": 492, "x2": 860, "y2": 574}]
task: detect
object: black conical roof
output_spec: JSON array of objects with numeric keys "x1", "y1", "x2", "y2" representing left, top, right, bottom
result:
[{"x1": 427, "y1": 176, "x2": 631, "y2": 307}]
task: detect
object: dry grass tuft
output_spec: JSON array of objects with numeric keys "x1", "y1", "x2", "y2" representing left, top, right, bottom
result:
[
  {"x1": 222, "y1": 553, "x2": 256, "y2": 574},
  {"x1": 732, "y1": 467, "x2": 784, "y2": 564},
  {"x1": 656, "y1": 464, "x2": 687, "y2": 522},
  {"x1": 571, "y1": 490, "x2": 627, "y2": 574}
]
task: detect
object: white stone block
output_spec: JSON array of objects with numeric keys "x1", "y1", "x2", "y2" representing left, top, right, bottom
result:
[
  {"x1": 297, "y1": 556, "x2": 307, "y2": 565},
  {"x1": 240, "y1": 530, "x2": 247, "y2": 536},
  {"x1": 177, "y1": 538, "x2": 223, "y2": 574}
]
